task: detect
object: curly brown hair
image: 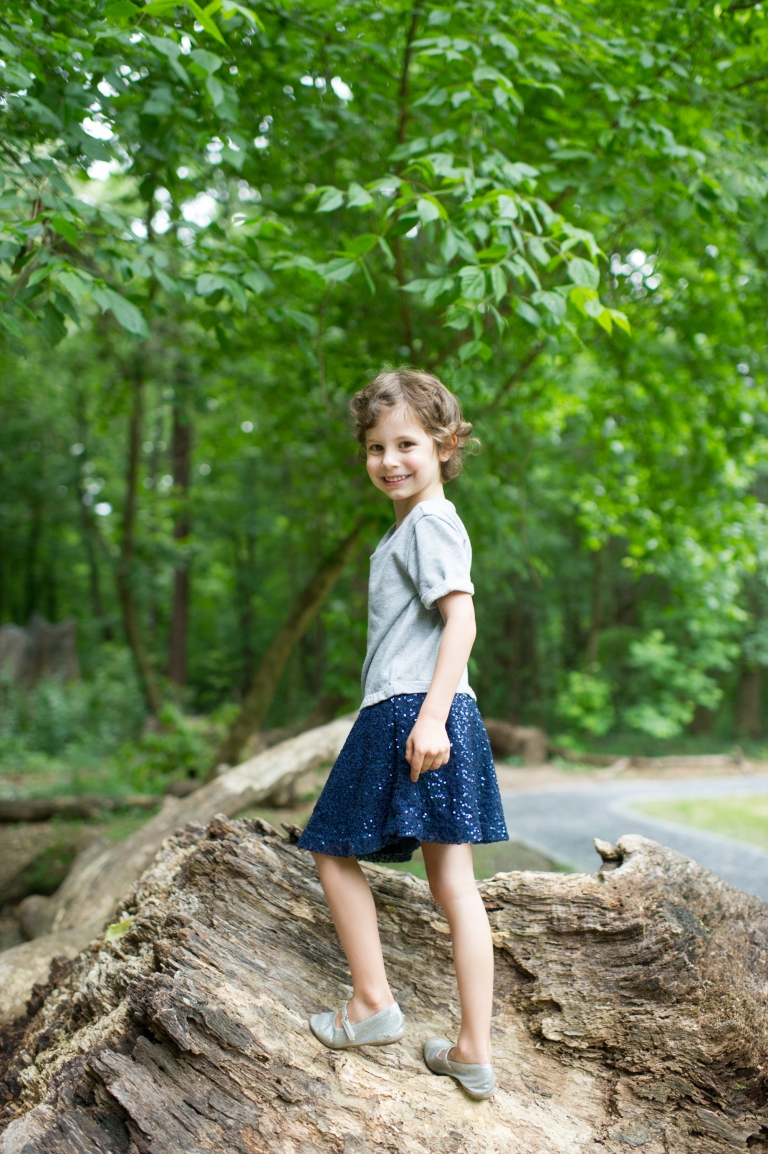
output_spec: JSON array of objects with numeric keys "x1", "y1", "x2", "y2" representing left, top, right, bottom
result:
[{"x1": 350, "y1": 367, "x2": 479, "y2": 483}]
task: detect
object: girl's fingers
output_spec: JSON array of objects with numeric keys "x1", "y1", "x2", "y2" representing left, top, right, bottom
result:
[{"x1": 410, "y1": 744, "x2": 451, "y2": 779}]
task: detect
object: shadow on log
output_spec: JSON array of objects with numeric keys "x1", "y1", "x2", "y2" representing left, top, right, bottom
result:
[{"x1": 1, "y1": 821, "x2": 767, "y2": 1152}]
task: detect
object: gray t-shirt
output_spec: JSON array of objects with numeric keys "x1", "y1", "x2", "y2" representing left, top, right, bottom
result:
[{"x1": 361, "y1": 499, "x2": 475, "y2": 709}]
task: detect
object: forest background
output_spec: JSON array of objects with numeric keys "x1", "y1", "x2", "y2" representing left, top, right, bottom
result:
[{"x1": 2, "y1": 0, "x2": 768, "y2": 795}]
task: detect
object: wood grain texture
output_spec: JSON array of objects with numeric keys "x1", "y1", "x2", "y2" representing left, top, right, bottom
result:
[{"x1": 1, "y1": 819, "x2": 767, "y2": 1153}]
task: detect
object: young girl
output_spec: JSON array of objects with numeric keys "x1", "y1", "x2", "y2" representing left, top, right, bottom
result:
[{"x1": 298, "y1": 368, "x2": 508, "y2": 1101}]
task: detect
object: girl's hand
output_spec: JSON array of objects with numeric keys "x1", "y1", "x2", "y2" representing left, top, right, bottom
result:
[{"x1": 405, "y1": 714, "x2": 451, "y2": 782}]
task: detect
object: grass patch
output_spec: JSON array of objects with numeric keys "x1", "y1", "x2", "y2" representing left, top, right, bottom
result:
[
  {"x1": 387, "y1": 840, "x2": 571, "y2": 881},
  {"x1": 634, "y1": 795, "x2": 768, "y2": 851}
]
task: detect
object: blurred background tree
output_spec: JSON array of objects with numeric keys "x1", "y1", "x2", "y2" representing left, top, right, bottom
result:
[{"x1": 1, "y1": 0, "x2": 768, "y2": 785}]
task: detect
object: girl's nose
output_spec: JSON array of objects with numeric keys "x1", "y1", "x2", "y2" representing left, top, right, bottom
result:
[{"x1": 382, "y1": 446, "x2": 400, "y2": 468}]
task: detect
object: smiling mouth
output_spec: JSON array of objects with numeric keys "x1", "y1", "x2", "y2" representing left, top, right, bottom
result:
[{"x1": 382, "y1": 474, "x2": 411, "y2": 486}]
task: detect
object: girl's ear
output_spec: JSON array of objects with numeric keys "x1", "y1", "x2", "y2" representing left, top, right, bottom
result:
[{"x1": 438, "y1": 434, "x2": 458, "y2": 462}]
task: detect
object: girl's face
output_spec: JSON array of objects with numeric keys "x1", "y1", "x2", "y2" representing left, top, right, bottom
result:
[{"x1": 364, "y1": 406, "x2": 454, "y2": 517}]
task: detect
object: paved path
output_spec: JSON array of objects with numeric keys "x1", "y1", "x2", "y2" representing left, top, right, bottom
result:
[{"x1": 500, "y1": 773, "x2": 768, "y2": 901}]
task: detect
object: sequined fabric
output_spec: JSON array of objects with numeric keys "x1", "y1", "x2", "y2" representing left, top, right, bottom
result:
[{"x1": 297, "y1": 693, "x2": 509, "y2": 863}]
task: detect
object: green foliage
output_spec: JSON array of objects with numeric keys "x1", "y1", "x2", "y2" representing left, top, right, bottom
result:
[
  {"x1": 117, "y1": 703, "x2": 221, "y2": 789},
  {"x1": 624, "y1": 630, "x2": 724, "y2": 739},
  {"x1": 557, "y1": 670, "x2": 615, "y2": 737},
  {"x1": 1, "y1": 0, "x2": 768, "y2": 758},
  {"x1": 0, "y1": 647, "x2": 145, "y2": 766}
]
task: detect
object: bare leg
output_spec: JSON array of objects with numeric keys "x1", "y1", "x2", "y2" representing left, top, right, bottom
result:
[
  {"x1": 421, "y1": 842, "x2": 493, "y2": 1065},
  {"x1": 312, "y1": 852, "x2": 395, "y2": 1026}
]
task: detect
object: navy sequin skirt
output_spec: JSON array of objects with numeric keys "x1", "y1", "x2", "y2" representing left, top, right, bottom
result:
[{"x1": 297, "y1": 693, "x2": 509, "y2": 863}]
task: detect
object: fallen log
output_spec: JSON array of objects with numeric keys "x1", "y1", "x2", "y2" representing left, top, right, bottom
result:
[
  {"x1": 1, "y1": 822, "x2": 767, "y2": 1153},
  {"x1": 0, "y1": 716, "x2": 355, "y2": 1023},
  {"x1": 0, "y1": 794, "x2": 160, "y2": 823},
  {"x1": 483, "y1": 719, "x2": 619, "y2": 766}
]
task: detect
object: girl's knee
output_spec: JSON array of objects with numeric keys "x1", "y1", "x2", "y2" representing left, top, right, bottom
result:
[{"x1": 429, "y1": 876, "x2": 477, "y2": 910}]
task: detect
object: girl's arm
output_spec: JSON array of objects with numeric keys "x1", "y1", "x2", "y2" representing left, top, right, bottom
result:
[{"x1": 405, "y1": 591, "x2": 477, "y2": 782}]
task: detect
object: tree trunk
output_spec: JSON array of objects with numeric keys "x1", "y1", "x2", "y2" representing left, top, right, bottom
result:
[
  {"x1": 74, "y1": 392, "x2": 112, "y2": 640},
  {"x1": 214, "y1": 521, "x2": 365, "y2": 770},
  {"x1": 3, "y1": 830, "x2": 768, "y2": 1152},
  {"x1": 115, "y1": 359, "x2": 162, "y2": 716},
  {"x1": 167, "y1": 375, "x2": 192, "y2": 688},
  {"x1": 738, "y1": 665, "x2": 762, "y2": 737},
  {"x1": 586, "y1": 547, "x2": 603, "y2": 667},
  {"x1": 391, "y1": 4, "x2": 421, "y2": 353}
]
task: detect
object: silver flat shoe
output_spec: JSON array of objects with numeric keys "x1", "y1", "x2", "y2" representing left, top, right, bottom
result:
[
  {"x1": 424, "y1": 1037, "x2": 495, "y2": 1100},
  {"x1": 310, "y1": 1001, "x2": 405, "y2": 1050}
]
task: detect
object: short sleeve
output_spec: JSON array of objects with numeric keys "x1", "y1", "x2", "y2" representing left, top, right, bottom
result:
[{"x1": 406, "y1": 513, "x2": 474, "y2": 610}]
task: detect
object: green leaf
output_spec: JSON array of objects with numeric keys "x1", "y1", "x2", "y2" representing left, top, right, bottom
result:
[
  {"x1": 594, "y1": 307, "x2": 613, "y2": 334},
  {"x1": 345, "y1": 234, "x2": 378, "y2": 257},
  {"x1": 476, "y1": 244, "x2": 508, "y2": 263},
  {"x1": 568, "y1": 284, "x2": 600, "y2": 319},
  {"x1": 187, "y1": 0, "x2": 227, "y2": 44},
  {"x1": 104, "y1": 916, "x2": 134, "y2": 942},
  {"x1": 145, "y1": 34, "x2": 192, "y2": 85},
  {"x1": 197, "y1": 273, "x2": 228, "y2": 295},
  {"x1": 401, "y1": 278, "x2": 432, "y2": 294},
  {"x1": 0, "y1": 312, "x2": 24, "y2": 340},
  {"x1": 610, "y1": 309, "x2": 631, "y2": 335},
  {"x1": 322, "y1": 258, "x2": 357, "y2": 283},
  {"x1": 0, "y1": 34, "x2": 21, "y2": 57},
  {"x1": 27, "y1": 264, "x2": 53, "y2": 287},
  {"x1": 153, "y1": 267, "x2": 182, "y2": 296},
  {"x1": 458, "y1": 266, "x2": 486, "y2": 300},
  {"x1": 221, "y1": 1, "x2": 265, "y2": 31},
  {"x1": 490, "y1": 266, "x2": 506, "y2": 303},
  {"x1": 242, "y1": 268, "x2": 273, "y2": 294},
  {"x1": 104, "y1": 1, "x2": 141, "y2": 20},
  {"x1": 513, "y1": 299, "x2": 541, "y2": 326},
  {"x1": 3, "y1": 61, "x2": 34, "y2": 88},
  {"x1": 54, "y1": 293, "x2": 79, "y2": 325},
  {"x1": 316, "y1": 188, "x2": 344, "y2": 213},
  {"x1": 532, "y1": 289, "x2": 566, "y2": 321},
  {"x1": 206, "y1": 75, "x2": 225, "y2": 105},
  {"x1": 190, "y1": 48, "x2": 223, "y2": 74},
  {"x1": 416, "y1": 196, "x2": 446, "y2": 224},
  {"x1": 56, "y1": 270, "x2": 92, "y2": 301},
  {"x1": 390, "y1": 137, "x2": 430, "y2": 161},
  {"x1": 567, "y1": 257, "x2": 600, "y2": 290},
  {"x1": 458, "y1": 339, "x2": 492, "y2": 362},
  {"x1": 141, "y1": 0, "x2": 181, "y2": 14},
  {"x1": 528, "y1": 237, "x2": 550, "y2": 265},
  {"x1": 489, "y1": 32, "x2": 519, "y2": 59},
  {"x1": 377, "y1": 236, "x2": 395, "y2": 268},
  {"x1": 38, "y1": 301, "x2": 67, "y2": 346},
  {"x1": 346, "y1": 182, "x2": 374, "y2": 209},
  {"x1": 92, "y1": 287, "x2": 149, "y2": 337}
]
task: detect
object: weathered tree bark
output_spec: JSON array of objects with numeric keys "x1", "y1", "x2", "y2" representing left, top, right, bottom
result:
[
  {"x1": 115, "y1": 358, "x2": 162, "y2": 716},
  {"x1": 738, "y1": 665, "x2": 762, "y2": 737},
  {"x1": 214, "y1": 522, "x2": 365, "y2": 771},
  {"x1": 167, "y1": 370, "x2": 192, "y2": 688},
  {"x1": 2, "y1": 827, "x2": 768, "y2": 1153},
  {"x1": 74, "y1": 392, "x2": 113, "y2": 641}
]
